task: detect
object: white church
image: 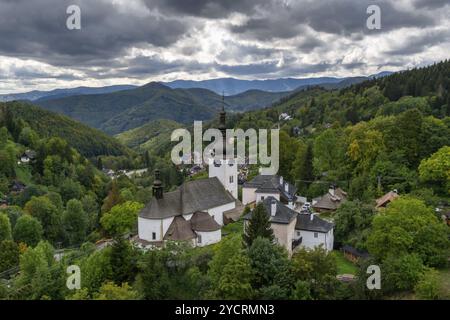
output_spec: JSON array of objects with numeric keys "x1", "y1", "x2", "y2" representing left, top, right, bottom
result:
[{"x1": 136, "y1": 107, "x2": 240, "y2": 248}]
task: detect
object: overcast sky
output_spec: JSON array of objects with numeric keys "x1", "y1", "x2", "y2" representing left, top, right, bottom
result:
[{"x1": 0, "y1": 0, "x2": 449, "y2": 94}]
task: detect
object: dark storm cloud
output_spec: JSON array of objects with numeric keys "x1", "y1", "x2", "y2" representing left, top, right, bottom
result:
[
  {"x1": 385, "y1": 29, "x2": 450, "y2": 55},
  {"x1": 0, "y1": 0, "x2": 448, "y2": 90},
  {"x1": 413, "y1": 0, "x2": 449, "y2": 9},
  {"x1": 0, "y1": 0, "x2": 189, "y2": 66},
  {"x1": 143, "y1": 0, "x2": 264, "y2": 19},
  {"x1": 230, "y1": 0, "x2": 435, "y2": 40},
  {"x1": 297, "y1": 36, "x2": 326, "y2": 51}
]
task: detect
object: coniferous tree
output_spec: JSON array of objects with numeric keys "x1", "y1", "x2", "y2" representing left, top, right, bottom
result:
[
  {"x1": 243, "y1": 203, "x2": 273, "y2": 247},
  {"x1": 97, "y1": 157, "x2": 103, "y2": 170}
]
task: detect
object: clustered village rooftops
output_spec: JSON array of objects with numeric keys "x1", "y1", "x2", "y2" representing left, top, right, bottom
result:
[{"x1": 243, "y1": 174, "x2": 297, "y2": 203}]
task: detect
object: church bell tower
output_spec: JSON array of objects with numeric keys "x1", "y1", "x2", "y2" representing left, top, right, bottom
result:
[{"x1": 208, "y1": 97, "x2": 238, "y2": 199}]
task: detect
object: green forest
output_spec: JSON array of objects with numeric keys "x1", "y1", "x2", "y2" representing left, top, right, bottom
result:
[{"x1": 0, "y1": 60, "x2": 449, "y2": 300}]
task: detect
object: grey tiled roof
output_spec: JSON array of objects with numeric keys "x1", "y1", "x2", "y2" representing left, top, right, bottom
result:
[
  {"x1": 312, "y1": 188, "x2": 347, "y2": 210},
  {"x1": 139, "y1": 177, "x2": 235, "y2": 219},
  {"x1": 295, "y1": 214, "x2": 334, "y2": 233},
  {"x1": 243, "y1": 174, "x2": 297, "y2": 202},
  {"x1": 190, "y1": 211, "x2": 221, "y2": 232},
  {"x1": 243, "y1": 196, "x2": 297, "y2": 224},
  {"x1": 164, "y1": 216, "x2": 197, "y2": 241}
]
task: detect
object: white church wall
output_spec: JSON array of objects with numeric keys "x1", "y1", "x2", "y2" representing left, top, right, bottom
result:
[
  {"x1": 196, "y1": 230, "x2": 221, "y2": 247},
  {"x1": 207, "y1": 201, "x2": 235, "y2": 226},
  {"x1": 208, "y1": 158, "x2": 238, "y2": 199},
  {"x1": 138, "y1": 216, "x2": 174, "y2": 242}
]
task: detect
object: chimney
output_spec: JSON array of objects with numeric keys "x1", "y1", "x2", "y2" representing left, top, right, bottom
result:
[
  {"x1": 271, "y1": 200, "x2": 277, "y2": 217},
  {"x1": 152, "y1": 169, "x2": 163, "y2": 199},
  {"x1": 284, "y1": 182, "x2": 289, "y2": 193},
  {"x1": 279, "y1": 176, "x2": 283, "y2": 185},
  {"x1": 329, "y1": 185, "x2": 335, "y2": 196}
]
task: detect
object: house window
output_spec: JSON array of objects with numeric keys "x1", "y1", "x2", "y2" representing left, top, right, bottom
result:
[
  {"x1": 261, "y1": 196, "x2": 265, "y2": 201},
  {"x1": 197, "y1": 235, "x2": 202, "y2": 243},
  {"x1": 152, "y1": 232, "x2": 156, "y2": 240},
  {"x1": 297, "y1": 231, "x2": 301, "y2": 237},
  {"x1": 229, "y1": 176, "x2": 234, "y2": 183},
  {"x1": 314, "y1": 232, "x2": 318, "y2": 238}
]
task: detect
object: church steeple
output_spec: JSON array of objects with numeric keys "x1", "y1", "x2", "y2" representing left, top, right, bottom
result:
[
  {"x1": 209, "y1": 95, "x2": 238, "y2": 199},
  {"x1": 218, "y1": 93, "x2": 227, "y2": 159},
  {"x1": 152, "y1": 169, "x2": 163, "y2": 199}
]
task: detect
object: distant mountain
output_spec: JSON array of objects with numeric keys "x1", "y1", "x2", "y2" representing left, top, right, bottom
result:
[
  {"x1": 0, "y1": 101, "x2": 130, "y2": 157},
  {"x1": 162, "y1": 73, "x2": 392, "y2": 95},
  {"x1": 36, "y1": 83, "x2": 289, "y2": 135},
  {"x1": 0, "y1": 85, "x2": 137, "y2": 102}
]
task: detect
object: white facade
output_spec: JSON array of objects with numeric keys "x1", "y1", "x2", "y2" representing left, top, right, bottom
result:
[
  {"x1": 208, "y1": 158, "x2": 238, "y2": 199},
  {"x1": 138, "y1": 201, "x2": 233, "y2": 245},
  {"x1": 206, "y1": 201, "x2": 235, "y2": 226},
  {"x1": 293, "y1": 228, "x2": 334, "y2": 252},
  {"x1": 255, "y1": 192, "x2": 280, "y2": 203},
  {"x1": 138, "y1": 216, "x2": 174, "y2": 242},
  {"x1": 195, "y1": 230, "x2": 221, "y2": 247},
  {"x1": 242, "y1": 187, "x2": 257, "y2": 205}
]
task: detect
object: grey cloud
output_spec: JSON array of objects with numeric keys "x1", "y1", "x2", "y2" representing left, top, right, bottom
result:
[
  {"x1": 413, "y1": 0, "x2": 449, "y2": 9},
  {"x1": 385, "y1": 29, "x2": 450, "y2": 55},
  {"x1": 0, "y1": 0, "x2": 189, "y2": 66},
  {"x1": 230, "y1": 0, "x2": 436, "y2": 40},
  {"x1": 217, "y1": 41, "x2": 279, "y2": 61},
  {"x1": 143, "y1": 0, "x2": 264, "y2": 19}
]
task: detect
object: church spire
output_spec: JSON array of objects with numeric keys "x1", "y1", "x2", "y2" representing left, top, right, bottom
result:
[
  {"x1": 152, "y1": 169, "x2": 163, "y2": 199},
  {"x1": 218, "y1": 93, "x2": 227, "y2": 158}
]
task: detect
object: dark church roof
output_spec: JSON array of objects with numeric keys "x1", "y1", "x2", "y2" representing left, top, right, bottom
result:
[
  {"x1": 243, "y1": 175, "x2": 297, "y2": 202},
  {"x1": 295, "y1": 214, "x2": 334, "y2": 233},
  {"x1": 163, "y1": 216, "x2": 197, "y2": 241},
  {"x1": 139, "y1": 177, "x2": 235, "y2": 219},
  {"x1": 243, "y1": 196, "x2": 297, "y2": 224},
  {"x1": 190, "y1": 211, "x2": 221, "y2": 232}
]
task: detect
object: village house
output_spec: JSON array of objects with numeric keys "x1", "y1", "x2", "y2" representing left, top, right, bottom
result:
[
  {"x1": 19, "y1": 149, "x2": 36, "y2": 164},
  {"x1": 244, "y1": 196, "x2": 335, "y2": 256},
  {"x1": 136, "y1": 107, "x2": 242, "y2": 248},
  {"x1": 375, "y1": 189, "x2": 399, "y2": 209},
  {"x1": 312, "y1": 185, "x2": 347, "y2": 213},
  {"x1": 294, "y1": 213, "x2": 334, "y2": 252},
  {"x1": 10, "y1": 180, "x2": 26, "y2": 194},
  {"x1": 279, "y1": 113, "x2": 292, "y2": 121},
  {"x1": 242, "y1": 174, "x2": 297, "y2": 208}
]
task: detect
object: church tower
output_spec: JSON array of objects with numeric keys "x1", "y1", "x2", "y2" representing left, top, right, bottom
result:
[{"x1": 208, "y1": 98, "x2": 238, "y2": 199}]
